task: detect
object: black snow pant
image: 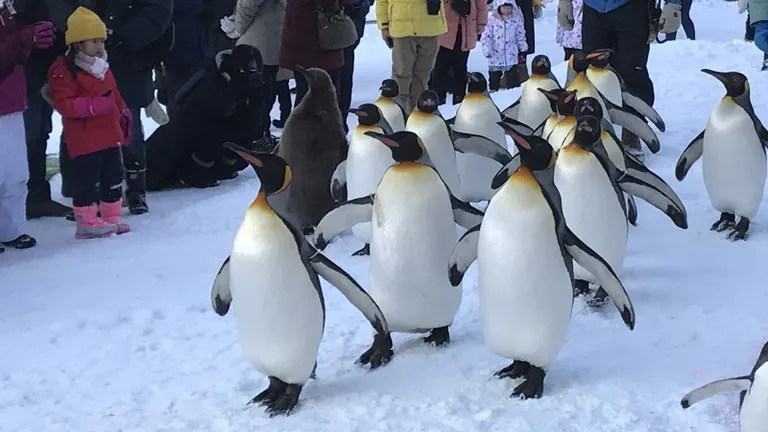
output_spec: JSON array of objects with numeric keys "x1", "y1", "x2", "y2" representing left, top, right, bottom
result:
[
  {"x1": 665, "y1": 0, "x2": 695, "y2": 40},
  {"x1": 71, "y1": 147, "x2": 124, "y2": 208},
  {"x1": 165, "y1": 65, "x2": 198, "y2": 118},
  {"x1": 122, "y1": 107, "x2": 147, "y2": 199},
  {"x1": 433, "y1": 26, "x2": 470, "y2": 104},
  {"x1": 23, "y1": 87, "x2": 54, "y2": 202},
  {"x1": 581, "y1": 0, "x2": 655, "y2": 117},
  {"x1": 563, "y1": 47, "x2": 579, "y2": 61},
  {"x1": 747, "y1": 12, "x2": 755, "y2": 41},
  {"x1": 262, "y1": 65, "x2": 279, "y2": 136},
  {"x1": 273, "y1": 79, "x2": 292, "y2": 121}
]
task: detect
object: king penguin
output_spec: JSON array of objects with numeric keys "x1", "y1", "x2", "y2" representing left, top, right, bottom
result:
[
  {"x1": 675, "y1": 69, "x2": 768, "y2": 241},
  {"x1": 448, "y1": 125, "x2": 635, "y2": 399},
  {"x1": 566, "y1": 50, "x2": 661, "y2": 154},
  {"x1": 554, "y1": 116, "x2": 687, "y2": 305},
  {"x1": 449, "y1": 73, "x2": 510, "y2": 202},
  {"x1": 374, "y1": 79, "x2": 407, "y2": 132},
  {"x1": 530, "y1": 88, "x2": 570, "y2": 141},
  {"x1": 501, "y1": 55, "x2": 562, "y2": 129},
  {"x1": 681, "y1": 341, "x2": 768, "y2": 432},
  {"x1": 309, "y1": 131, "x2": 485, "y2": 346},
  {"x1": 210, "y1": 144, "x2": 394, "y2": 416},
  {"x1": 539, "y1": 88, "x2": 578, "y2": 151},
  {"x1": 405, "y1": 90, "x2": 463, "y2": 198},
  {"x1": 329, "y1": 104, "x2": 396, "y2": 256}
]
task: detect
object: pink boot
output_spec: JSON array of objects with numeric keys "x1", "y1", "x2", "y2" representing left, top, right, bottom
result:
[
  {"x1": 100, "y1": 200, "x2": 131, "y2": 234},
  {"x1": 74, "y1": 205, "x2": 118, "y2": 239}
]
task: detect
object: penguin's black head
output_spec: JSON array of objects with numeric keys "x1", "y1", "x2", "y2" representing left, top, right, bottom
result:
[
  {"x1": 574, "y1": 96, "x2": 603, "y2": 119},
  {"x1": 416, "y1": 89, "x2": 440, "y2": 113},
  {"x1": 570, "y1": 50, "x2": 590, "y2": 73},
  {"x1": 380, "y1": 79, "x2": 400, "y2": 97},
  {"x1": 572, "y1": 115, "x2": 602, "y2": 148},
  {"x1": 349, "y1": 103, "x2": 383, "y2": 126},
  {"x1": 364, "y1": 130, "x2": 425, "y2": 162},
  {"x1": 296, "y1": 65, "x2": 334, "y2": 90},
  {"x1": 498, "y1": 123, "x2": 555, "y2": 171},
  {"x1": 556, "y1": 90, "x2": 578, "y2": 116},
  {"x1": 586, "y1": 48, "x2": 612, "y2": 68},
  {"x1": 538, "y1": 88, "x2": 568, "y2": 112},
  {"x1": 531, "y1": 55, "x2": 552, "y2": 76},
  {"x1": 701, "y1": 69, "x2": 750, "y2": 98},
  {"x1": 467, "y1": 72, "x2": 488, "y2": 93},
  {"x1": 223, "y1": 143, "x2": 291, "y2": 195}
]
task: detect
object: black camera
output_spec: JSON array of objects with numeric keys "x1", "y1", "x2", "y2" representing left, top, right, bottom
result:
[{"x1": 427, "y1": 0, "x2": 441, "y2": 15}]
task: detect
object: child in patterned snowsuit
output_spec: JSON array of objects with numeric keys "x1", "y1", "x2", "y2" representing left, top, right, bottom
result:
[{"x1": 480, "y1": 0, "x2": 528, "y2": 92}]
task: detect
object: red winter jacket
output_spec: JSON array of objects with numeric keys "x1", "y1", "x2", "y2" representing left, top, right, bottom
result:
[
  {"x1": 48, "y1": 56, "x2": 128, "y2": 158},
  {"x1": 0, "y1": 5, "x2": 33, "y2": 116}
]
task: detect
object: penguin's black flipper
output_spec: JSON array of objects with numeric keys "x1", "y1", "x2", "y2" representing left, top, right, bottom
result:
[
  {"x1": 448, "y1": 224, "x2": 481, "y2": 286},
  {"x1": 450, "y1": 196, "x2": 484, "y2": 229},
  {"x1": 680, "y1": 376, "x2": 752, "y2": 409},
  {"x1": 450, "y1": 128, "x2": 513, "y2": 164},
  {"x1": 624, "y1": 156, "x2": 687, "y2": 218},
  {"x1": 617, "y1": 168, "x2": 688, "y2": 229},
  {"x1": 675, "y1": 130, "x2": 704, "y2": 181},
  {"x1": 330, "y1": 160, "x2": 347, "y2": 203},
  {"x1": 621, "y1": 91, "x2": 666, "y2": 132},
  {"x1": 491, "y1": 154, "x2": 522, "y2": 189},
  {"x1": 501, "y1": 98, "x2": 521, "y2": 120},
  {"x1": 309, "y1": 195, "x2": 374, "y2": 250},
  {"x1": 563, "y1": 229, "x2": 635, "y2": 330},
  {"x1": 626, "y1": 195, "x2": 638, "y2": 226},
  {"x1": 606, "y1": 107, "x2": 661, "y2": 153},
  {"x1": 445, "y1": 115, "x2": 456, "y2": 125},
  {"x1": 211, "y1": 256, "x2": 232, "y2": 316}
]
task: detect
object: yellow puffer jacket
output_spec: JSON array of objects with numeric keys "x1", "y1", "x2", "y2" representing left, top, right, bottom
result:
[{"x1": 376, "y1": 0, "x2": 448, "y2": 38}]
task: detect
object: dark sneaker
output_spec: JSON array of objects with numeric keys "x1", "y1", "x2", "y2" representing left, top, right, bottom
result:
[
  {"x1": 621, "y1": 128, "x2": 645, "y2": 162},
  {"x1": 2, "y1": 234, "x2": 37, "y2": 249},
  {"x1": 26, "y1": 199, "x2": 72, "y2": 219},
  {"x1": 254, "y1": 134, "x2": 279, "y2": 153},
  {"x1": 126, "y1": 192, "x2": 149, "y2": 215}
]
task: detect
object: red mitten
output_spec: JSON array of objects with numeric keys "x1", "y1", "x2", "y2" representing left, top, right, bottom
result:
[{"x1": 120, "y1": 108, "x2": 133, "y2": 142}]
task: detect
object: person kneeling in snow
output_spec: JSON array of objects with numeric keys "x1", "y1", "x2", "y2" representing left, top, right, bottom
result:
[
  {"x1": 48, "y1": 7, "x2": 131, "y2": 239},
  {"x1": 481, "y1": 0, "x2": 529, "y2": 92}
]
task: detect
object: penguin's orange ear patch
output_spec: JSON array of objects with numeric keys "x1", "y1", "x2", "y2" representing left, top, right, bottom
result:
[{"x1": 510, "y1": 133, "x2": 531, "y2": 150}]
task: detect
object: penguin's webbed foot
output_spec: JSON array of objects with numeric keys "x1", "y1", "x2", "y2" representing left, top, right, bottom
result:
[
  {"x1": 511, "y1": 365, "x2": 545, "y2": 400},
  {"x1": 494, "y1": 360, "x2": 530, "y2": 380},
  {"x1": 248, "y1": 376, "x2": 286, "y2": 407},
  {"x1": 264, "y1": 383, "x2": 302, "y2": 417},
  {"x1": 727, "y1": 217, "x2": 750, "y2": 241},
  {"x1": 573, "y1": 279, "x2": 591, "y2": 297},
  {"x1": 423, "y1": 326, "x2": 450, "y2": 347},
  {"x1": 710, "y1": 212, "x2": 735, "y2": 232},
  {"x1": 357, "y1": 332, "x2": 394, "y2": 369},
  {"x1": 586, "y1": 287, "x2": 611, "y2": 308},
  {"x1": 352, "y1": 244, "x2": 370, "y2": 256}
]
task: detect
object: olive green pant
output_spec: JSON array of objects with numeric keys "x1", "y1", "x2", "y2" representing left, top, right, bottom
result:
[{"x1": 391, "y1": 36, "x2": 440, "y2": 113}]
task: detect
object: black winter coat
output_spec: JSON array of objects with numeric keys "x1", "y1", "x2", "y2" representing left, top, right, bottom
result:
[
  {"x1": 166, "y1": 0, "x2": 212, "y2": 69},
  {"x1": 46, "y1": 0, "x2": 173, "y2": 108},
  {"x1": 15, "y1": 0, "x2": 67, "y2": 91}
]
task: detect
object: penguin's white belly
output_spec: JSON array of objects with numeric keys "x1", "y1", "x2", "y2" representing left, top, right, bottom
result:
[
  {"x1": 453, "y1": 101, "x2": 508, "y2": 202},
  {"x1": 517, "y1": 82, "x2": 558, "y2": 128},
  {"x1": 702, "y1": 102, "x2": 767, "y2": 220},
  {"x1": 570, "y1": 80, "x2": 611, "y2": 123},
  {"x1": 478, "y1": 181, "x2": 572, "y2": 368},
  {"x1": 230, "y1": 212, "x2": 323, "y2": 384},
  {"x1": 587, "y1": 69, "x2": 623, "y2": 107},
  {"x1": 347, "y1": 129, "x2": 393, "y2": 243},
  {"x1": 406, "y1": 116, "x2": 462, "y2": 197},
  {"x1": 368, "y1": 166, "x2": 461, "y2": 332},
  {"x1": 602, "y1": 131, "x2": 626, "y2": 171},
  {"x1": 547, "y1": 120, "x2": 576, "y2": 151},
  {"x1": 555, "y1": 153, "x2": 627, "y2": 283},
  {"x1": 541, "y1": 116, "x2": 560, "y2": 141},
  {"x1": 741, "y1": 367, "x2": 768, "y2": 432},
  {"x1": 375, "y1": 99, "x2": 406, "y2": 132}
]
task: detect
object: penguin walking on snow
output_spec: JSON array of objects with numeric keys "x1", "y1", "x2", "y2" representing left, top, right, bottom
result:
[
  {"x1": 681, "y1": 341, "x2": 768, "y2": 432},
  {"x1": 675, "y1": 69, "x2": 768, "y2": 241},
  {"x1": 210, "y1": 145, "x2": 394, "y2": 416},
  {"x1": 502, "y1": 55, "x2": 562, "y2": 129},
  {"x1": 448, "y1": 126, "x2": 636, "y2": 399},
  {"x1": 537, "y1": 88, "x2": 578, "y2": 151},
  {"x1": 309, "y1": 131, "x2": 489, "y2": 347},
  {"x1": 374, "y1": 79, "x2": 407, "y2": 132},
  {"x1": 554, "y1": 116, "x2": 687, "y2": 305},
  {"x1": 329, "y1": 104, "x2": 395, "y2": 256}
]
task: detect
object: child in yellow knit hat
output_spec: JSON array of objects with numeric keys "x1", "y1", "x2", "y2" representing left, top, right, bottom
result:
[{"x1": 48, "y1": 6, "x2": 132, "y2": 239}]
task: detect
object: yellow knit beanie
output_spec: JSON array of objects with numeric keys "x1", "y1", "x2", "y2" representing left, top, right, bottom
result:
[{"x1": 65, "y1": 7, "x2": 107, "y2": 45}]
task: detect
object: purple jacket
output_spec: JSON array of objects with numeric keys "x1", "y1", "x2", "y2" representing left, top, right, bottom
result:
[
  {"x1": 0, "y1": 2, "x2": 33, "y2": 117},
  {"x1": 480, "y1": 0, "x2": 528, "y2": 70}
]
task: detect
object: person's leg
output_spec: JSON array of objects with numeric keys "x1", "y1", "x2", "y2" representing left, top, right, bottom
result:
[
  {"x1": 488, "y1": 70, "x2": 502, "y2": 92},
  {"x1": 754, "y1": 21, "x2": 768, "y2": 55},
  {"x1": 261, "y1": 65, "x2": 279, "y2": 136},
  {"x1": 580, "y1": 4, "x2": 616, "y2": 53},
  {"x1": 338, "y1": 45, "x2": 356, "y2": 125},
  {"x1": 99, "y1": 147, "x2": 130, "y2": 234},
  {"x1": 411, "y1": 36, "x2": 441, "y2": 108},
  {"x1": 391, "y1": 37, "x2": 419, "y2": 113},
  {"x1": 432, "y1": 47, "x2": 453, "y2": 104},
  {"x1": 681, "y1": 0, "x2": 695, "y2": 40},
  {"x1": 293, "y1": 71, "x2": 310, "y2": 108},
  {"x1": 746, "y1": 13, "x2": 755, "y2": 41},
  {"x1": 59, "y1": 134, "x2": 74, "y2": 198},
  {"x1": 71, "y1": 150, "x2": 117, "y2": 239},
  {"x1": 165, "y1": 66, "x2": 194, "y2": 118},
  {"x1": 272, "y1": 80, "x2": 292, "y2": 128},
  {"x1": 451, "y1": 29, "x2": 468, "y2": 104},
  {"x1": 0, "y1": 112, "x2": 35, "y2": 248},
  {"x1": 122, "y1": 107, "x2": 149, "y2": 214}
]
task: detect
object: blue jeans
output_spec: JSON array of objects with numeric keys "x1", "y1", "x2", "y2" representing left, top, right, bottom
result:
[{"x1": 755, "y1": 21, "x2": 768, "y2": 54}]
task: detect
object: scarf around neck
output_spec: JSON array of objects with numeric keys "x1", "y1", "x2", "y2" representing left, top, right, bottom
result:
[{"x1": 73, "y1": 50, "x2": 110, "y2": 80}]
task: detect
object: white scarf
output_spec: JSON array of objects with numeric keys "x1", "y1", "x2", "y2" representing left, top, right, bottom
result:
[{"x1": 73, "y1": 50, "x2": 110, "y2": 81}]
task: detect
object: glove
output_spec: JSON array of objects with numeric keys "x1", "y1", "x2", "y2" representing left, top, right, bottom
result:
[
  {"x1": 120, "y1": 108, "x2": 133, "y2": 142},
  {"x1": 658, "y1": 3, "x2": 682, "y2": 34},
  {"x1": 738, "y1": 0, "x2": 748, "y2": 14},
  {"x1": 557, "y1": 0, "x2": 574, "y2": 30},
  {"x1": 72, "y1": 95, "x2": 116, "y2": 118},
  {"x1": 144, "y1": 98, "x2": 169, "y2": 126},
  {"x1": 30, "y1": 21, "x2": 56, "y2": 49},
  {"x1": 220, "y1": 15, "x2": 240, "y2": 39}
]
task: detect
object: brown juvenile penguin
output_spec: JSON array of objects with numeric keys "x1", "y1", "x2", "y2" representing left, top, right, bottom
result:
[{"x1": 276, "y1": 66, "x2": 348, "y2": 231}]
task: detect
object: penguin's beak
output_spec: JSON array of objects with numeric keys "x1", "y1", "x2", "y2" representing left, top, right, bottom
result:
[
  {"x1": 364, "y1": 131, "x2": 398, "y2": 148},
  {"x1": 349, "y1": 108, "x2": 367, "y2": 117},
  {"x1": 469, "y1": 74, "x2": 480, "y2": 83},
  {"x1": 701, "y1": 68, "x2": 728, "y2": 85},
  {"x1": 497, "y1": 121, "x2": 531, "y2": 152},
  {"x1": 586, "y1": 48, "x2": 612, "y2": 60},
  {"x1": 295, "y1": 65, "x2": 309, "y2": 79},
  {"x1": 223, "y1": 142, "x2": 264, "y2": 168}
]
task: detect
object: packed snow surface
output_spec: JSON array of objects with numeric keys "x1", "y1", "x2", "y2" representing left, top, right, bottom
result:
[{"x1": 3, "y1": 1, "x2": 768, "y2": 431}]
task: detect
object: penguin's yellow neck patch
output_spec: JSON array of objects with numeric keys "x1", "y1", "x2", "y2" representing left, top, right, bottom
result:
[
  {"x1": 391, "y1": 161, "x2": 422, "y2": 171},
  {"x1": 355, "y1": 125, "x2": 382, "y2": 133},
  {"x1": 376, "y1": 96, "x2": 395, "y2": 105},
  {"x1": 722, "y1": 95, "x2": 734, "y2": 103},
  {"x1": 409, "y1": 110, "x2": 433, "y2": 121},
  {"x1": 560, "y1": 144, "x2": 591, "y2": 158},
  {"x1": 465, "y1": 92, "x2": 489, "y2": 102},
  {"x1": 558, "y1": 116, "x2": 576, "y2": 127},
  {"x1": 507, "y1": 166, "x2": 539, "y2": 189},
  {"x1": 567, "y1": 74, "x2": 590, "y2": 91},
  {"x1": 249, "y1": 190, "x2": 271, "y2": 211}
]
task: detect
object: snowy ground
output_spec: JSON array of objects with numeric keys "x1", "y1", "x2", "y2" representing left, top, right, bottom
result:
[{"x1": 3, "y1": 1, "x2": 768, "y2": 431}]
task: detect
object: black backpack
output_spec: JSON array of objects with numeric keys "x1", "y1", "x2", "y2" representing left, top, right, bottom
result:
[{"x1": 452, "y1": 0, "x2": 472, "y2": 16}]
